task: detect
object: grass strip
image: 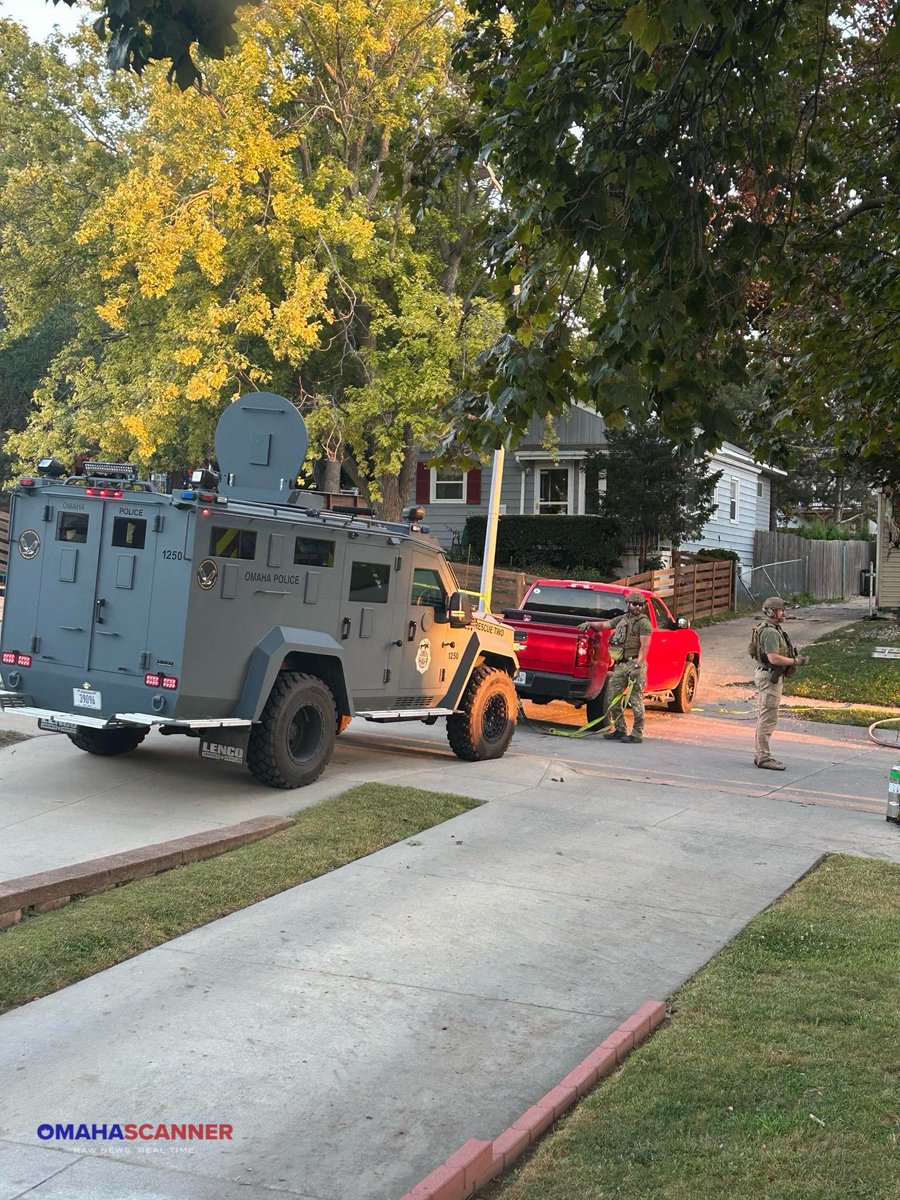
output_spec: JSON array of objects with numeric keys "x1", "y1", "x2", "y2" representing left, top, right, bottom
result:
[
  {"x1": 0, "y1": 783, "x2": 480, "y2": 1014},
  {"x1": 0, "y1": 729, "x2": 28, "y2": 749},
  {"x1": 784, "y1": 618, "x2": 900, "y2": 706},
  {"x1": 783, "y1": 705, "x2": 900, "y2": 728},
  {"x1": 486, "y1": 854, "x2": 900, "y2": 1200}
]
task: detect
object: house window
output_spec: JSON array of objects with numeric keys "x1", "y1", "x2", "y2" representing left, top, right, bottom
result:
[
  {"x1": 729, "y1": 478, "x2": 739, "y2": 522},
  {"x1": 431, "y1": 468, "x2": 465, "y2": 503},
  {"x1": 538, "y1": 467, "x2": 570, "y2": 515}
]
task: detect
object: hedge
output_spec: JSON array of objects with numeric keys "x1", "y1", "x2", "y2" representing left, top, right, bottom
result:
[{"x1": 463, "y1": 514, "x2": 622, "y2": 575}]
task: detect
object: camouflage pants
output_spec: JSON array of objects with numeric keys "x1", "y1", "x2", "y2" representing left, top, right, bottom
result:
[
  {"x1": 755, "y1": 666, "x2": 783, "y2": 761},
  {"x1": 607, "y1": 660, "x2": 646, "y2": 735}
]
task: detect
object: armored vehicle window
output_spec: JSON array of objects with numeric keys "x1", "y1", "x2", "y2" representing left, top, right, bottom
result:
[
  {"x1": 411, "y1": 568, "x2": 446, "y2": 611},
  {"x1": 112, "y1": 517, "x2": 146, "y2": 549},
  {"x1": 210, "y1": 526, "x2": 257, "y2": 560},
  {"x1": 294, "y1": 537, "x2": 335, "y2": 567},
  {"x1": 56, "y1": 512, "x2": 89, "y2": 543},
  {"x1": 348, "y1": 561, "x2": 390, "y2": 603}
]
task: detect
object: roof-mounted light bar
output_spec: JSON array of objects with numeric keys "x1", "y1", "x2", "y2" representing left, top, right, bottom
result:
[{"x1": 82, "y1": 461, "x2": 138, "y2": 480}]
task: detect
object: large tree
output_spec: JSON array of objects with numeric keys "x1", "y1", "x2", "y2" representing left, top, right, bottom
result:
[
  {"x1": 445, "y1": 0, "x2": 899, "y2": 469},
  {"x1": 587, "y1": 421, "x2": 720, "y2": 570},
  {"x1": 54, "y1": 0, "x2": 255, "y2": 88},
  {"x1": 12, "y1": 1, "x2": 499, "y2": 513}
]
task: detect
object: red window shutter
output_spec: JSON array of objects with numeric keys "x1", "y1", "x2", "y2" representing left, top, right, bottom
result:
[
  {"x1": 466, "y1": 468, "x2": 482, "y2": 505},
  {"x1": 415, "y1": 462, "x2": 430, "y2": 503}
]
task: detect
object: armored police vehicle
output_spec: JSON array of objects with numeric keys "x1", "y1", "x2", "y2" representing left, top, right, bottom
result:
[{"x1": 0, "y1": 393, "x2": 518, "y2": 788}]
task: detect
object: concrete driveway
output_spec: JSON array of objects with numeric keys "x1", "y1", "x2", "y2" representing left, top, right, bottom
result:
[{"x1": 1, "y1": 598, "x2": 898, "y2": 1199}]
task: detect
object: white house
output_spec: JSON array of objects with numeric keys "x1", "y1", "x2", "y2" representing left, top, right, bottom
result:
[{"x1": 412, "y1": 406, "x2": 785, "y2": 576}]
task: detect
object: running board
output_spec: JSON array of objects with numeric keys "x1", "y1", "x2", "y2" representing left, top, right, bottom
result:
[{"x1": 357, "y1": 707, "x2": 457, "y2": 722}]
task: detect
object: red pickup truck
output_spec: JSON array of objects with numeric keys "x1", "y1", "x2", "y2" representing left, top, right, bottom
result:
[{"x1": 503, "y1": 579, "x2": 701, "y2": 723}]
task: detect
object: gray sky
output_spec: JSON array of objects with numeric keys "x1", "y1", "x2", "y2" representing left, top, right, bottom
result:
[{"x1": 0, "y1": 1, "x2": 85, "y2": 40}]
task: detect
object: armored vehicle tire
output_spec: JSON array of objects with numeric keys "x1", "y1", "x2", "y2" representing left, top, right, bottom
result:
[
  {"x1": 67, "y1": 726, "x2": 148, "y2": 756},
  {"x1": 447, "y1": 665, "x2": 517, "y2": 762},
  {"x1": 668, "y1": 660, "x2": 699, "y2": 713},
  {"x1": 247, "y1": 671, "x2": 336, "y2": 789}
]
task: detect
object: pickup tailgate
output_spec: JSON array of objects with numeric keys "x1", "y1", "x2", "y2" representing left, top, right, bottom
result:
[{"x1": 504, "y1": 611, "x2": 605, "y2": 679}]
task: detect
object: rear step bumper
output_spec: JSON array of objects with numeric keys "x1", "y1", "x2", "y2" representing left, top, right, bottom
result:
[{"x1": 0, "y1": 693, "x2": 251, "y2": 732}]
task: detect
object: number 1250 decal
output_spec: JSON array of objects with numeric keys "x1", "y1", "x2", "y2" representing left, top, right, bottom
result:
[{"x1": 162, "y1": 550, "x2": 184, "y2": 561}]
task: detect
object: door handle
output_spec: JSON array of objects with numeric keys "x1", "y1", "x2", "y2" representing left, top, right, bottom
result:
[
  {"x1": 391, "y1": 639, "x2": 403, "y2": 648},
  {"x1": 341, "y1": 617, "x2": 351, "y2": 640},
  {"x1": 94, "y1": 597, "x2": 106, "y2": 625}
]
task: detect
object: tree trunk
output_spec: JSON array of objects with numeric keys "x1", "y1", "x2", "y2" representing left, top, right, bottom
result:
[
  {"x1": 319, "y1": 457, "x2": 341, "y2": 495},
  {"x1": 377, "y1": 434, "x2": 418, "y2": 521}
]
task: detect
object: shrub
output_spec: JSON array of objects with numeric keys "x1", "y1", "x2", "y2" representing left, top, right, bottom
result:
[
  {"x1": 463, "y1": 514, "x2": 622, "y2": 575},
  {"x1": 779, "y1": 519, "x2": 872, "y2": 542},
  {"x1": 694, "y1": 547, "x2": 741, "y2": 563}
]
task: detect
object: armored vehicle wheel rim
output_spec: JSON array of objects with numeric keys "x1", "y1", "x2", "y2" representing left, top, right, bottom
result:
[
  {"x1": 482, "y1": 693, "x2": 510, "y2": 743},
  {"x1": 288, "y1": 706, "x2": 325, "y2": 764}
]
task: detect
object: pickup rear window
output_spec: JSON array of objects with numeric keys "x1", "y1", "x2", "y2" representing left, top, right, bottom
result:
[{"x1": 524, "y1": 586, "x2": 627, "y2": 620}]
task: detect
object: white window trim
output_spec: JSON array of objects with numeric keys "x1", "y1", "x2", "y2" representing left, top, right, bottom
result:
[
  {"x1": 430, "y1": 466, "x2": 466, "y2": 504},
  {"x1": 533, "y1": 462, "x2": 575, "y2": 516},
  {"x1": 728, "y1": 477, "x2": 739, "y2": 524}
]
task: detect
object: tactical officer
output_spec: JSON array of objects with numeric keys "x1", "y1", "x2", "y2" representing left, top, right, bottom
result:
[
  {"x1": 753, "y1": 597, "x2": 809, "y2": 771},
  {"x1": 580, "y1": 591, "x2": 652, "y2": 743}
]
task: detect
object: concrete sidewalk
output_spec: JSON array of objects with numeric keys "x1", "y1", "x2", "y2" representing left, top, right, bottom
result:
[{"x1": 1, "y1": 711, "x2": 898, "y2": 1199}]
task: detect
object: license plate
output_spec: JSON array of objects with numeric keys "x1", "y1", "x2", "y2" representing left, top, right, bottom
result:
[
  {"x1": 38, "y1": 717, "x2": 77, "y2": 733},
  {"x1": 73, "y1": 688, "x2": 102, "y2": 709},
  {"x1": 513, "y1": 670, "x2": 529, "y2": 685}
]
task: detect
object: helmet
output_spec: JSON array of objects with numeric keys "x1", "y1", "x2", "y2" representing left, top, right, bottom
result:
[
  {"x1": 762, "y1": 596, "x2": 787, "y2": 615},
  {"x1": 626, "y1": 592, "x2": 647, "y2": 607}
]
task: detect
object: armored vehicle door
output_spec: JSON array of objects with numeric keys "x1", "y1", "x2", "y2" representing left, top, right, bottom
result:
[
  {"x1": 89, "y1": 503, "x2": 160, "y2": 675},
  {"x1": 399, "y1": 557, "x2": 457, "y2": 704},
  {"x1": 34, "y1": 500, "x2": 106, "y2": 668},
  {"x1": 339, "y1": 547, "x2": 408, "y2": 705},
  {"x1": 33, "y1": 499, "x2": 159, "y2": 674}
]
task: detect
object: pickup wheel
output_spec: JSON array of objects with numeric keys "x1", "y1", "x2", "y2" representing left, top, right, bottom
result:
[
  {"x1": 447, "y1": 665, "x2": 517, "y2": 762},
  {"x1": 247, "y1": 671, "x2": 336, "y2": 788},
  {"x1": 585, "y1": 682, "x2": 610, "y2": 729},
  {"x1": 668, "y1": 661, "x2": 699, "y2": 713},
  {"x1": 67, "y1": 726, "x2": 148, "y2": 756}
]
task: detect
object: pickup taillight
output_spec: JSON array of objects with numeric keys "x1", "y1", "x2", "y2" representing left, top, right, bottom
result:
[{"x1": 575, "y1": 633, "x2": 592, "y2": 668}]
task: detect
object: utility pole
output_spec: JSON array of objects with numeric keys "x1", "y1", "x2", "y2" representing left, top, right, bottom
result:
[{"x1": 478, "y1": 448, "x2": 505, "y2": 612}]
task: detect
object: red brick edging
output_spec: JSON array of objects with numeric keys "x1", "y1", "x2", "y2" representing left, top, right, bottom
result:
[
  {"x1": 0, "y1": 816, "x2": 293, "y2": 930},
  {"x1": 400, "y1": 999, "x2": 667, "y2": 1200}
]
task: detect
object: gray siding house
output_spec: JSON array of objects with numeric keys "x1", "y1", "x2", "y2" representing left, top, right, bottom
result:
[{"x1": 412, "y1": 406, "x2": 783, "y2": 574}]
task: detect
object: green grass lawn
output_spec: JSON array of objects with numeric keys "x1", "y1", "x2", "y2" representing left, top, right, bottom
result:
[
  {"x1": 0, "y1": 783, "x2": 479, "y2": 1014},
  {"x1": 783, "y1": 705, "x2": 900, "y2": 728},
  {"x1": 486, "y1": 854, "x2": 900, "y2": 1200},
  {"x1": 783, "y1": 618, "x2": 900, "y2": 706}
]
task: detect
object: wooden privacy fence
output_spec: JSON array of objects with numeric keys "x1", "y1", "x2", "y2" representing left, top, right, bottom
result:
[
  {"x1": 452, "y1": 562, "x2": 535, "y2": 612},
  {"x1": 451, "y1": 557, "x2": 733, "y2": 622},
  {"x1": 617, "y1": 559, "x2": 734, "y2": 621},
  {"x1": 750, "y1": 532, "x2": 874, "y2": 601}
]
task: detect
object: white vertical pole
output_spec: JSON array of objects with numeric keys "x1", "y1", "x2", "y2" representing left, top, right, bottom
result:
[{"x1": 479, "y1": 447, "x2": 505, "y2": 613}]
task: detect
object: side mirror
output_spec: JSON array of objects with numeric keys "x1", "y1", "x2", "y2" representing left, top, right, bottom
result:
[
  {"x1": 448, "y1": 591, "x2": 475, "y2": 629},
  {"x1": 677, "y1": 617, "x2": 690, "y2": 628}
]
